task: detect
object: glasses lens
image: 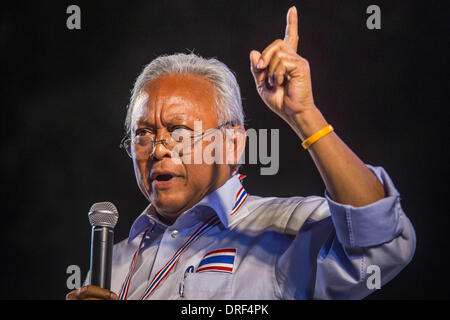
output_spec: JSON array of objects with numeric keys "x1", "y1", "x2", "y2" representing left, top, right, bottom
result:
[{"x1": 130, "y1": 136, "x2": 153, "y2": 159}]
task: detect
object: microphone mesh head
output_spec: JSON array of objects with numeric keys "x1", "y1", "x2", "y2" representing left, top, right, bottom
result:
[{"x1": 88, "y1": 202, "x2": 119, "y2": 228}]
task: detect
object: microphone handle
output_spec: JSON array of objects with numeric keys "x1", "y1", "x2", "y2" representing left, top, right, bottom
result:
[{"x1": 89, "y1": 226, "x2": 114, "y2": 290}]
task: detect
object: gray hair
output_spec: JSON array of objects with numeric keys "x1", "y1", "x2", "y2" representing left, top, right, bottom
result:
[{"x1": 125, "y1": 53, "x2": 245, "y2": 134}]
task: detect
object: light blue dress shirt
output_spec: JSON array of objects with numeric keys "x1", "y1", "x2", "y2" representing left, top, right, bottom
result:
[{"x1": 86, "y1": 165, "x2": 416, "y2": 299}]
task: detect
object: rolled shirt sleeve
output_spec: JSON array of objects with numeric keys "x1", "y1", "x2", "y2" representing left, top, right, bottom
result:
[
  {"x1": 327, "y1": 165, "x2": 406, "y2": 248},
  {"x1": 275, "y1": 165, "x2": 416, "y2": 299}
]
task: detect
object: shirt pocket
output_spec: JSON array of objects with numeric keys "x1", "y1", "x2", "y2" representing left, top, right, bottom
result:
[{"x1": 182, "y1": 271, "x2": 233, "y2": 299}]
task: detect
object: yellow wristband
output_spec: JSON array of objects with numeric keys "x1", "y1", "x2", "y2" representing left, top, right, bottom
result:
[{"x1": 301, "y1": 125, "x2": 334, "y2": 149}]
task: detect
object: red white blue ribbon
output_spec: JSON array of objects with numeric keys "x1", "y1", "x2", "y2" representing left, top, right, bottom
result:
[{"x1": 230, "y1": 186, "x2": 248, "y2": 216}]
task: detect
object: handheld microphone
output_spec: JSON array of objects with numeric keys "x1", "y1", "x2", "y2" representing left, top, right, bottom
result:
[{"x1": 88, "y1": 202, "x2": 119, "y2": 290}]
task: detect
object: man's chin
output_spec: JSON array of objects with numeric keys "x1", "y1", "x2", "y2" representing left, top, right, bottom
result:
[{"x1": 150, "y1": 194, "x2": 189, "y2": 219}]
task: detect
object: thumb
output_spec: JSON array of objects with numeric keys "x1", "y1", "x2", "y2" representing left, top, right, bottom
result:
[{"x1": 249, "y1": 50, "x2": 265, "y2": 87}]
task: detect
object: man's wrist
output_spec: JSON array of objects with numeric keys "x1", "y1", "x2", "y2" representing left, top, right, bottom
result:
[{"x1": 286, "y1": 106, "x2": 329, "y2": 141}]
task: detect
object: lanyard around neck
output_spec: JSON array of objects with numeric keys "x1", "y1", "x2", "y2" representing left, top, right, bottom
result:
[{"x1": 119, "y1": 215, "x2": 220, "y2": 300}]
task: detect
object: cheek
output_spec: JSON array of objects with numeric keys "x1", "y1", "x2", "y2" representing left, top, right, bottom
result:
[
  {"x1": 184, "y1": 163, "x2": 211, "y2": 185},
  {"x1": 182, "y1": 162, "x2": 226, "y2": 197},
  {"x1": 133, "y1": 160, "x2": 151, "y2": 191}
]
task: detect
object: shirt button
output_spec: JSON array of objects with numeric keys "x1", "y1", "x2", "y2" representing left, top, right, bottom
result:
[{"x1": 171, "y1": 230, "x2": 179, "y2": 238}]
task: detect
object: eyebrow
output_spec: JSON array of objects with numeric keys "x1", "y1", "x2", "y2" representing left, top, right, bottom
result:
[
  {"x1": 135, "y1": 119, "x2": 152, "y2": 127},
  {"x1": 134, "y1": 114, "x2": 196, "y2": 128}
]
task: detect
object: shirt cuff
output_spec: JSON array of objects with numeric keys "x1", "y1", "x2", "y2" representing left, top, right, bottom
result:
[{"x1": 325, "y1": 165, "x2": 404, "y2": 248}]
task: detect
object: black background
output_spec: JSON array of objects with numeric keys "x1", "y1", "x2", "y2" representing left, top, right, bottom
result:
[{"x1": 1, "y1": 0, "x2": 448, "y2": 299}]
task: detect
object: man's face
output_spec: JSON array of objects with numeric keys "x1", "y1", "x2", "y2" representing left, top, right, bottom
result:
[{"x1": 130, "y1": 73, "x2": 234, "y2": 223}]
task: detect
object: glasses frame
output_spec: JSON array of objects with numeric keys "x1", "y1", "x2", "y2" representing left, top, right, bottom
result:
[{"x1": 119, "y1": 121, "x2": 233, "y2": 159}]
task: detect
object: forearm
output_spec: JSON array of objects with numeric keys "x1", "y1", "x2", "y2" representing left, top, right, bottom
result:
[{"x1": 287, "y1": 106, "x2": 385, "y2": 207}]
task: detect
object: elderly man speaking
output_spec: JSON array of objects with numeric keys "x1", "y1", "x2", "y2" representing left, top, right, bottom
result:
[{"x1": 67, "y1": 7, "x2": 415, "y2": 300}]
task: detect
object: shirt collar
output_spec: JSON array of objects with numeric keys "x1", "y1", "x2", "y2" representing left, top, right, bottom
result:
[{"x1": 128, "y1": 173, "x2": 247, "y2": 243}]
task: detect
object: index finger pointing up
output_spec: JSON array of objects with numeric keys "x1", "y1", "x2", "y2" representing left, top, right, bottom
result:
[{"x1": 284, "y1": 6, "x2": 299, "y2": 51}]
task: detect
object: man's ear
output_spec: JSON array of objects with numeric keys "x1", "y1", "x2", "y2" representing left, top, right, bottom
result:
[{"x1": 225, "y1": 125, "x2": 246, "y2": 166}]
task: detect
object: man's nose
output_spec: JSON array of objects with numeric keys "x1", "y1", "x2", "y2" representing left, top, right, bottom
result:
[{"x1": 152, "y1": 131, "x2": 172, "y2": 160}]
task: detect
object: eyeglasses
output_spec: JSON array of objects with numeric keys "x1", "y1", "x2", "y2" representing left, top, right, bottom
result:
[{"x1": 120, "y1": 122, "x2": 233, "y2": 159}]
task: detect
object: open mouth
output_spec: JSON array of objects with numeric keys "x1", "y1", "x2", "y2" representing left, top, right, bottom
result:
[
  {"x1": 154, "y1": 174, "x2": 174, "y2": 182},
  {"x1": 150, "y1": 170, "x2": 180, "y2": 188}
]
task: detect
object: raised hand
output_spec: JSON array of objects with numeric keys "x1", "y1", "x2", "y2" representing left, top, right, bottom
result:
[{"x1": 250, "y1": 6, "x2": 317, "y2": 133}]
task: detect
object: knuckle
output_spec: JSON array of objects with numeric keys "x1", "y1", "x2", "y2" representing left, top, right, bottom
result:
[
  {"x1": 66, "y1": 291, "x2": 74, "y2": 300},
  {"x1": 274, "y1": 50, "x2": 283, "y2": 59},
  {"x1": 84, "y1": 285, "x2": 93, "y2": 291},
  {"x1": 300, "y1": 57, "x2": 310, "y2": 67},
  {"x1": 274, "y1": 39, "x2": 283, "y2": 45},
  {"x1": 78, "y1": 285, "x2": 90, "y2": 296}
]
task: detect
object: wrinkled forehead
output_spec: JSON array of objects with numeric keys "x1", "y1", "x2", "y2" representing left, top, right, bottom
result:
[{"x1": 130, "y1": 74, "x2": 219, "y2": 129}]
